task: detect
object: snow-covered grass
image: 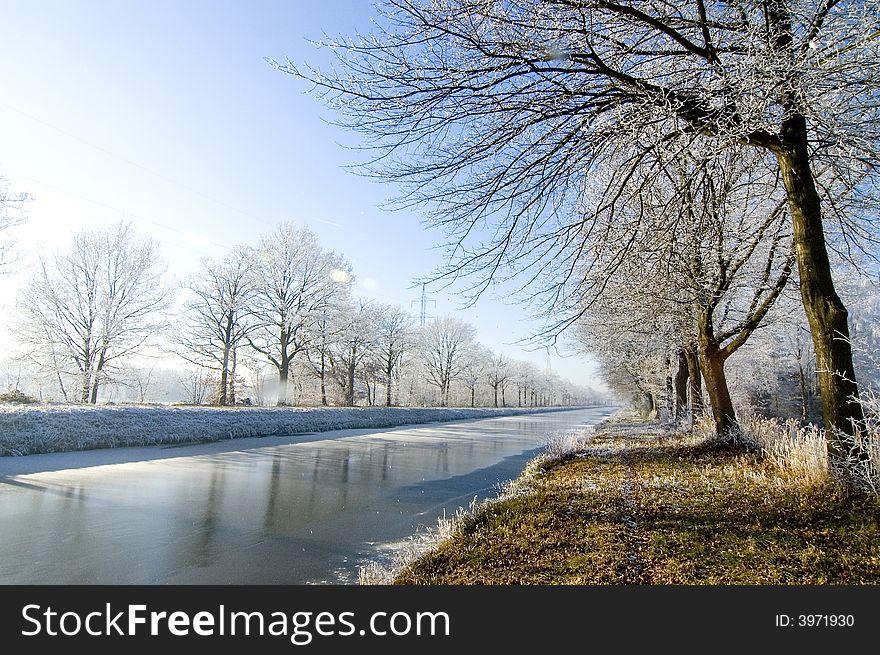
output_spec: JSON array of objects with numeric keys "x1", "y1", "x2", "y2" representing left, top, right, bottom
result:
[{"x1": 0, "y1": 404, "x2": 584, "y2": 457}]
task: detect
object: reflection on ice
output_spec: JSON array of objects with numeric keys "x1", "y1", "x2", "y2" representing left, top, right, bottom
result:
[{"x1": 0, "y1": 407, "x2": 612, "y2": 584}]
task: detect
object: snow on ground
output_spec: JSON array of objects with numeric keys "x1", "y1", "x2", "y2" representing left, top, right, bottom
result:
[{"x1": 0, "y1": 404, "x2": 582, "y2": 457}]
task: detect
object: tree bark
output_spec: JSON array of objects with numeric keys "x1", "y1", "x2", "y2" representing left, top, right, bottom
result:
[
  {"x1": 218, "y1": 364, "x2": 228, "y2": 406},
  {"x1": 674, "y1": 349, "x2": 689, "y2": 422},
  {"x1": 684, "y1": 344, "x2": 703, "y2": 417},
  {"x1": 775, "y1": 115, "x2": 866, "y2": 474},
  {"x1": 90, "y1": 345, "x2": 107, "y2": 404},
  {"x1": 386, "y1": 356, "x2": 394, "y2": 406},
  {"x1": 645, "y1": 391, "x2": 656, "y2": 418},
  {"x1": 696, "y1": 311, "x2": 737, "y2": 439},
  {"x1": 80, "y1": 369, "x2": 91, "y2": 405},
  {"x1": 699, "y1": 348, "x2": 738, "y2": 440},
  {"x1": 229, "y1": 346, "x2": 237, "y2": 405}
]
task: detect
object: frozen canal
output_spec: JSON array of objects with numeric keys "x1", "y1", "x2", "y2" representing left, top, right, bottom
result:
[{"x1": 0, "y1": 407, "x2": 612, "y2": 584}]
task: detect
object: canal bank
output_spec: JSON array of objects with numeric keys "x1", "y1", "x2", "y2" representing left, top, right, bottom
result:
[
  {"x1": 388, "y1": 413, "x2": 880, "y2": 585},
  {"x1": 0, "y1": 404, "x2": 610, "y2": 457}
]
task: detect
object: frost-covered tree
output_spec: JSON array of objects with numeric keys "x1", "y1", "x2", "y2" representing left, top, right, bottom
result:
[
  {"x1": 579, "y1": 145, "x2": 796, "y2": 436},
  {"x1": 17, "y1": 221, "x2": 167, "y2": 404},
  {"x1": 459, "y1": 345, "x2": 490, "y2": 407},
  {"x1": 0, "y1": 175, "x2": 28, "y2": 274},
  {"x1": 248, "y1": 223, "x2": 353, "y2": 405},
  {"x1": 304, "y1": 281, "x2": 355, "y2": 406},
  {"x1": 177, "y1": 247, "x2": 256, "y2": 406},
  {"x1": 372, "y1": 303, "x2": 416, "y2": 406},
  {"x1": 577, "y1": 294, "x2": 675, "y2": 418},
  {"x1": 284, "y1": 0, "x2": 880, "y2": 485},
  {"x1": 486, "y1": 352, "x2": 512, "y2": 408},
  {"x1": 421, "y1": 315, "x2": 477, "y2": 406},
  {"x1": 329, "y1": 298, "x2": 376, "y2": 406},
  {"x1": 177, "y1": 367, "x2": 212, "y2": 405}
]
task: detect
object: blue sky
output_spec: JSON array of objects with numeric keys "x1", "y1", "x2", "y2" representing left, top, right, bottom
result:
[{"x1": 0, "y1": 0, "x2": 601, "y2": 389}]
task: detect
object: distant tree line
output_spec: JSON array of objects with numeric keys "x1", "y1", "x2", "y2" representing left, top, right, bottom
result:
[{"x1": 5, "y1": 220, "x2": 601, "y2": 409}]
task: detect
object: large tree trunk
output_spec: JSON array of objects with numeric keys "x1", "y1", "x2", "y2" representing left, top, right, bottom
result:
[
  {"x1": 275, "y1": 325, "x2": 291, "y2": 406},
  {"x1": 776, "y1": 115, "x2": 866, "y2": 477},
  {"x1": 229, "y1": 346, "x2": 237, "y2": 405},
  {"x1": 697, "y1": 311, "x2": 738, "y2": 439},
  {"x1": 90, "y1": 345, "x2": 106, "y2": 405},
  {"x1": 700, "y1": 349, "x2": 737, "y2": 440},
  {"x1": 80, "y1": 369, "x2": 91, "y2": 405},
  {"x1": 674, "y1": 349, "x2": 689, "y2": 422},
  {"x1": 218, "y1": 366, "x2": 228, "y2": 406},
  {"x1": 645, "y1": 391, "x2": 656, "y2": 418}
]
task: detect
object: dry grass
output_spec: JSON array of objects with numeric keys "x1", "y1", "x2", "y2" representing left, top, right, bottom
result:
[{"x1": 388, "y1": 413, "x2": 880, "y2": 585}]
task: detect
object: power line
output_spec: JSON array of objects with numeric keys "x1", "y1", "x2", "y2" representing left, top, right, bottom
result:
[{"x1": 411, "y1": 283, "x2": 436, "y2": 327}]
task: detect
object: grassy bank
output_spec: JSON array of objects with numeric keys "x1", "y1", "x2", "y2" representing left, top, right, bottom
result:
[{"x1": 388, "y1": 414, "x2": 880, "y2": 584}]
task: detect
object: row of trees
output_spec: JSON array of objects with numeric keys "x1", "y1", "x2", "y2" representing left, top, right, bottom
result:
[
  {"x1": 285, "y1": 0, "x2": 880, "y2": 490},
  {"x1": 8, "y1": 220, "x2": 599, "y2": 408}
]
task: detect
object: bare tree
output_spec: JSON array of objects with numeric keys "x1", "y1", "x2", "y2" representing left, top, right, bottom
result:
[
  {"x1": 0, "y1": 175, "x2": 28, "y2": 274},
  {"x1": 176, "y1": 247, "x2": 256, "y2": 406},
  {"x1": 304, "y1": 285, "x2": 354, "y2": 406},
  {"x1": 486, "y1": 352, "x2": 512, "y2": 408},
  {"x1": 178, "y1": 367, "x2": 211, "y2": 405},
  {"x1": 17, "y1": 221, "x2": 167, "y2": 403},
  {"x1": 372, "y1": 303, "x2": 416, "y2": 406},
  {"x1": 329, "y1": 298, "x2": 375, "y2": 406},
  {"x1": 248, "y1": 223, "x2": 353, "y2": 404},
  {"x1": 127, "y1": 361, "x2": 158, "y2": 404},
  {"x1": 284, "y1": 0, "x2": 880, "y2": 486},
  {"x1": 459, "y1": 346, "x2": 489, "y2": 407},
  {"x1": 577, "y1": 145, "x2": 796, "y2": 436},
  {"x1": 421, "y1": 315, "x2": 477, "y2": 406}
]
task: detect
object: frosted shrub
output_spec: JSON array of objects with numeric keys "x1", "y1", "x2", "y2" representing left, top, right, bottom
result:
[
  {"x1": 545, "y1": 427, "x2": 595, "y2": 459},
  {"x1": 736, "y1": 411, "x2": 828, "y2": 486},
  {"x1": 848, "y1": 391, "x2": 880, "y2": 495},
  {"x1": 735, "y1": 395, "x2": 880, "y2": 495}
]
